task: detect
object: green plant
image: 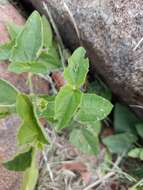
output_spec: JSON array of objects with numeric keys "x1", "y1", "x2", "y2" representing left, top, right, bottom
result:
[
  {"x1": 103, "y1": 103, "x2": 143, "y2": 161},
  {"x1": 0, "y1": 11, "x2": 113, "y2": 189}
]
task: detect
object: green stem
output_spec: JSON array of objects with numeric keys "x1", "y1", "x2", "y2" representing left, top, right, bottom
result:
[{"x1": 28, "y1": 72, "x2": 34, "y2": 94}]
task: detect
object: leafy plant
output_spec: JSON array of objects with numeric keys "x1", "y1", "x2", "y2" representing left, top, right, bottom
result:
[
  {"x1": 103, "y1": 103, "x2": 143, "y2": 158},
  {"x1": 0, "y1": 11, "x2": 113, "y2": 189}
]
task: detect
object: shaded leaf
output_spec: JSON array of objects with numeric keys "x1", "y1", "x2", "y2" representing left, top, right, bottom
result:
[
  {"x1": 55, "y1": 85, "x2": 82, "y2": 130},
  {"x1": 16, "y1": 94, "x2": 48, "y2": 145},
  {"x1": 103, "y1": 133, "x2": 137, "y2": 154},
  {"x1": 87, "y1": 78, "x2": 112, "y2": 100},
  {"x1": 0, "y1": 79, "x2": 18, "y2": 106},
  {"x1": 75, "y1": 93, "x2": 113, "y2": 124},
  {"x1": 114, "y1": 103, "x2": 139, "y2": 133},
  {"x1": 3, "y1": 147, "x2": 32, "y2": 171},
  {"x1": 136, "y1": 123, "x2": 143, "y2": 138},
  {"x1": 64, "y1": 47, "x2": 89, "y2": 88}
]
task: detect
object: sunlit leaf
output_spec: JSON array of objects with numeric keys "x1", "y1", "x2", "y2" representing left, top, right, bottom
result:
[
  {"x1": 42, "y1": 15, "x2": 53, "y2": 48},
  {"x1": 37, "y1": 45, "x2": 61, "y2": 72},
  {"x1": 10, "y1": 11, "x2": 43, "y2": 73},
  {"x1": 0, "y1": 42, "x2": 14, "y2": 61},
  {"x1": 55, "y1": 85, "x2": 82, "y2": 130},
  {"x1": 16, "y1": 94, "x2": 48, "y2": 145},
  {"x1": 70, "y1": 128, "x2": 99, "y2": 155},
  {"x1": 8, "y1": 61, "x2": 48, "y2": 74},
  {"x1": 75, "y1": 93, "x2": 113, "y2": 123},
  {"x1": 128, "y1": 148, "x2": 143, "y2": 161},
  {"x1": 64, "y1": 47, "x2": 89, "y2": 88},
  {"x1": 36, "y1": 95, "x2": 55, "y2": 122},
  {"x1": 6, "y1": 22, "x2": 23, "y2": 40}
]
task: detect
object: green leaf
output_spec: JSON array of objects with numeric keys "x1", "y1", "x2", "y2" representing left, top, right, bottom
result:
[
  {"x1": 3, "y1": 147, "x2": 33, "y2": 171},
  {"x1": 70, "y1": 128, "x2": 99, "y2": 155},
  {"x1": 75, "y1": 93, "x2": 113, "y2": 124},
  {"x1": 42, "y1": 15, "x2": 53, "y2": 48},
  {"x1": 136, "y1": 123, "x2": 143, "y2": 138},
  {"x1": 128, "y1": 148, "x2": 141, "y2": 158},
  {"x1": 82, "y1": 128, "x2": 100, "y2": 155},
  {"x1": 86, "y1": 121, "x2": 101, "y2": 136},
  {"x1": 37, "y1": 46, "x2": 61, "y2": 72},
  {"x1": 21, "y1": 148, "x2": 38, "y2": 190},
  {"x1": 10, "y1": 11, "x2": 43, "y2": 72},
  {"x1": 36, "y1": 95, "x2": 55, "y2": 122},
  {"x1": 103, "y1": 133, "x2": 137, "y2": 154},
  {"x1": 16, "y1": 94, "x2": 48, "y2": 145},
  {"x1": 55, "y1": 85, "x2": 82, "y2": 130},
  {"x1": 0, "y1": 42, "x2": 14, "y2": 61},
  {"x1": 6, "y1": 22, "x2": 23, "y2": 40},
  {"x1": 87, "y1": 78, "x2": 112, "y2": 100},
  {"x1": 8, "y1": 61, "x2": 48, "y2": 74},
  {"x1": 0, "y1": 79, "x2": 18, "y2": 106},
  {"x1": 64, "y1": 47, "x2": 89, "y2": 88},
  {"x1": 114, "y1": 103, "x2": 139, "y2": 133},
  {"x1": 128, "y1": 148, "x2": 143, "y2": 161}
]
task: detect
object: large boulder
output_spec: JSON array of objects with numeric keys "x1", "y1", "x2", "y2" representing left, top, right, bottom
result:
[{"x1": 22, "y1": 0, "x2": 143, "y2": 116}]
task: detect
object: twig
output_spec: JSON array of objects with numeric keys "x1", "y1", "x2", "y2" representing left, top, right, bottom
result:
[
  {"x1": 38, "y1": 74, "x2": 57, "y2": 95},
  {"x1": 83, "y1": 154, "x2": 124, "y2": 190},
  {"x1": 133, "y1": 37, "x2": 143, "y2": 51},
  {"x1": 63, "y1": 1, "x2": 81, "y2": 42},
  {"x1": 43, "y1": 1, "x2": 67, "y2": 68},
  {"x1": 57, "y1": 43, "x2": 65, "y2": 68},
  {"x1": 129, "y1": 104, "x2": 143, "y2": 110},
  {"x1": 42, "y1": 150, "x2": 54, "y2": 182},
  {"x1": 129, "y1": 178, "x2": 143, "y2": 189}
]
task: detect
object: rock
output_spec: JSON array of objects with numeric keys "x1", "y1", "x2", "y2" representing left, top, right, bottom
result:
[
  {"x1": 23, "y1": 0, "x2": 143, "y2": 116},
  {"x1": 0, "y1": 1, "x2": 49, "y2": 189}
]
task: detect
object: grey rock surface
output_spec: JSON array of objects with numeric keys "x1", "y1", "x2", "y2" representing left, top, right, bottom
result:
[{"x1": 26, "y1": 0, "x2": 143, "y2": 115}]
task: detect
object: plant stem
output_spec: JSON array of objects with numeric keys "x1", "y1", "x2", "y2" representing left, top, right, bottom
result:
[
  {"x1": 42, "y1": 150, "x2": 54, "y2": 182},
  {"x1": 28, "y1": 72, "x2": 33, "y2": 94},
  {"x1": 38, "y1": 74, "x2": 57, "y2": 95}
]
